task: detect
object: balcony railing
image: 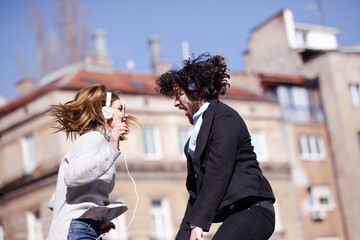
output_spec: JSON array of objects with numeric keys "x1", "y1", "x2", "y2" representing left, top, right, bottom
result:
[{"x1": 281, "y1": 106, "x2": 324, "y2": 124}]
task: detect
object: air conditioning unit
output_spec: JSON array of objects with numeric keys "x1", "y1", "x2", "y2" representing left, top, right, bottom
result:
[{"x1": 310, "y1": 208, "x2": 327, "y2": 221}]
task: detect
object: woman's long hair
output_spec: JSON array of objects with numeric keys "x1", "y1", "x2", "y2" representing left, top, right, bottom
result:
[{"x1": 50, "y1": 84, "x2": 139, "y2": 140}]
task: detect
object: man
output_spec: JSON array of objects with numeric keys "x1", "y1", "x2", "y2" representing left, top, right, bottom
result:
[{"x1": 156, "y1": 54, "x2": 276, "y2": 240}]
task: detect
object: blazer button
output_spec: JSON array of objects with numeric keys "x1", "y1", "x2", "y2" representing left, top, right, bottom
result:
[{"x1": 195, "y1": 174, "x2": 198, "y2": 178}]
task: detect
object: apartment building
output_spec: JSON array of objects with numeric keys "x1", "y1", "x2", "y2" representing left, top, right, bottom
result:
[
  {"x1": 2, "y1": 7, "x2": 357, "y2": 240},
  {"x1": 261, "y1": 74, "x2": 345, "y2": 240},
  {"x1": 0, "y1": 54, "x2": 296, "y2": 240},
  {"x1": 244, "y1": 8, "x2": 359, "y2": 240}
]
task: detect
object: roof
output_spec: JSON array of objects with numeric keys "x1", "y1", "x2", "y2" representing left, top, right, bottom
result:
[
  {"x1": 58, "y1": 69, "x2": 159, "y2": 94},
  {"x1": 250, "y1": 8, "x2": 287, "y2": 33},
  {"x1": 0, "y1": 68, "x2": 270, "y2": 117},
  {"x1": 260, "y1": 73, "x2": 318, "y2": 89},
  {"x1": 294, "y1": 22, "x2": 339, "y2": 34},
  {"x1": 226, "y1": 86, "x2": 270, "y2": 101},
  {"x1": 251, "y1": 8, "x2": 338, "y2": 36}
]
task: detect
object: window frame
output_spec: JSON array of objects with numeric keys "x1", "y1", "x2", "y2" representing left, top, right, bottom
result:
[
  {"x1": 143, "y1": 126, "x2": 162, "y2": 160},
  {"x1": 0, "y1": 223, "x2": 4, "y2": 240},
  {"x1": 299, "y1": 134, "x2": 326, "y2": 160},
  {"x1": 107, "y1": 208, "x2": 128, "y2": 240},
  {"x1": 150, "y1": 199, "x2": 173, "y2": 240},
  {"x1": 21, "y1": 134, "x2": 38, "y2": 174},
  {"x1": 314, "y1": 237, "x2": 341, "y2": 240},
  {"x1": 26, "y1": 210, "x2": 44, "y2": 240},
  {"x1": 250, "y1": 130, "x2": 269, "y2": 162},
  {"x1": 308, "y1": 185, "x2": 336, "y2": 212},
  {"x1": 276, "y1": 85, "x2": 311, "y2": 123},
  {"x1": 349, "y1": 83, "x2": 360, "y2": 106},
  {"x1": 178, "y1": 127, "x2": 191, "y2": 160}
]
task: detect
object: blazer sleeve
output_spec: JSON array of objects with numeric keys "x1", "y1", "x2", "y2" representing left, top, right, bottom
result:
[
  {"x1": 64, "y1": 131, "x2": 121, "y2": 187},
  {"x1": 187, "y1": 108, "x2": 242, "y2": 231}
]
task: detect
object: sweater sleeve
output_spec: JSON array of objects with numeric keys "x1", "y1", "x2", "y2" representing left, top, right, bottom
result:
[{"x1": 64, "y1": 131, "x2": 121, "y2": 187}]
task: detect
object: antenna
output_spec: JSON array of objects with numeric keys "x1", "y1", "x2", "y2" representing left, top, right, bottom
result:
[{"x1": 305, "y1": 0, "x2": 326, "y2": 25}]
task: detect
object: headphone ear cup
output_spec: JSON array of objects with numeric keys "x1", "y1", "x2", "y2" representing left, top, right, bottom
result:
[
  {"x1": 187, "y1": 77, "x2": 196, "y2": 91},
  {"x1": 186, "y1": 77, "x2": 200, "y2": 94},
  {"x1": 102, "y1": 106, "x2": 114, "y2": 119}
]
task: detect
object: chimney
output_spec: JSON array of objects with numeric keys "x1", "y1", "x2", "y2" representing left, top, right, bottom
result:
[
  {"x1": 16, "y1": 77, "x2": 34, "y2": 97},
  {"x1": 0, "y1": 94, "x2": 8, "y2": 107},
  {"x1": 83, "y1": 29, "x2": 113, "y2": 69},
  {"x1": 93, "y1": 29, "x2": 107, "y2": 56},
  {"x1": 181, "y1": 39, "x2": 190, "y2": 61},
  {"x1": 149, "y1": 35, "x2": 162, "y2": 64},
  {"x1": 148, "y1": 35, "x2": 171, "y2": 76}
]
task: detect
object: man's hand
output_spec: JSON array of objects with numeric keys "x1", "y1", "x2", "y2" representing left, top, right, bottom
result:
[
  {"x1": 101, "y1": 222, "x2": 115, "y2": 234},
  {"x1": 190, "y1": 226, "x2": 205, "y2": 240}
]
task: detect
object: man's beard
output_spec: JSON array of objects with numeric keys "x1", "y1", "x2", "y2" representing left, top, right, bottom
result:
[
  {"x1": 187, "y1": 115, "x2": 194, "y2": 125},
  {"x1": 187, "y1": 101, "x2": 202, "y2": 125}
]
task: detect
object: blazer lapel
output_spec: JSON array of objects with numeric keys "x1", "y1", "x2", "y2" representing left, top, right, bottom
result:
[
  {"x1": 184, "y1": 138, "x2": 190, "y2": 160},
  {"x1": 192, "y1": 99, "x2": 218, "y2": 169}
]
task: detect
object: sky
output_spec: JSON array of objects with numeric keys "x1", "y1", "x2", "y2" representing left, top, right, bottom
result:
[{"x1": 0, "y1": 0, "x2": 359, "y2": 100}]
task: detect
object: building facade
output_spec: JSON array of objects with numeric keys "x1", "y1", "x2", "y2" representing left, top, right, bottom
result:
[
  {"x1": 0, "y1": 64, "x2": 294, "y2": 240},
  {"x1": 244, "y1": 8, "x2": 359, "y2": 240},
  {"x1": 1, "y1": 7, "x2": 357, "y2": 240}
]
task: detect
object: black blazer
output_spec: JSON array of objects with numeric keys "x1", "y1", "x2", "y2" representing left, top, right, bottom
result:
[{"x1": 181, "y1": 99, "x2": 275, "y2": 232}]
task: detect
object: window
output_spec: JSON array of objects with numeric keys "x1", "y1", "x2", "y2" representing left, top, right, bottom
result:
[
  {"x1": 150, "y1": 200, "x2": 173, "y2": 240},
  {"x1": 26, "y1": 211, "x2": 43, "y2": 240},
  {"x1": 273, "y1": 203, "x2": 283, "y2": 233},
  {"x1": 143, "y1": 126, "x2": 162, "y2": 160},
  {"x1": 277, "y1": 85, "x2": 311, "y2": 123},
  {"x1": 314, "y1": 237, "x2": 340, "y2": 240},
  {"x1": 21, "y1": 134, "x2": 37, "y2": 174},
  {"x1": 251, "y1": 131, "x2": 269, "y2": 162},
  {"x1": 308, "y1": 185, "x2": 335, "y2": 212},
  {"x1": 106, "y1": 213, "x2": 128, "y2": 240},
  {"x1": 299, "y1": 135, "x2": 326, "y2": 160},
  {"x1": 349, "y1": 84, "x2": 360, "y2": 106},
  {"x1": 0, "y1": 224, "x2": 4, "y2": 240},
  {"x1": 178, "y1": 128, "x2": 191, "y2": 159},
  {"x1": 295, "y1": 29, "x2": 308, "y2": 47}
]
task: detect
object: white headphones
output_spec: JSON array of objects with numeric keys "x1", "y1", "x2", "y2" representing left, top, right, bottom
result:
[{"x1": 102, "y1": 92, "x2": 114, "y2": 119}]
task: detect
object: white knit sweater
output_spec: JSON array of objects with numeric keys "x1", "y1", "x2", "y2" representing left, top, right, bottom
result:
[{"x1": 46, "y1": 131, "x2": 127, "y2": 240}]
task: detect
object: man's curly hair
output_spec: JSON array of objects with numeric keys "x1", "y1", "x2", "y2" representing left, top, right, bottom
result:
[{"x1": 156, "y1": 53, "x2": 230, "y2": 100}]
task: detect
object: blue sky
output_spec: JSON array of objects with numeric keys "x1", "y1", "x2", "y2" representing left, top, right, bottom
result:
[{"x1": 0, "y1": 0, "x2": 359, "y2": 100}]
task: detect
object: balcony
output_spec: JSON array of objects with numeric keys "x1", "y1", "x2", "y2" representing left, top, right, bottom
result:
[{"x1": 281, "y1": 105, "x2": 324, "y2": 124}]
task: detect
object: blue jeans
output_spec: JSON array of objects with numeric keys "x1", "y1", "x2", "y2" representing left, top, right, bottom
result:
[{"x1": 68, "y1": 219, "x2": 102, "y2": 240}]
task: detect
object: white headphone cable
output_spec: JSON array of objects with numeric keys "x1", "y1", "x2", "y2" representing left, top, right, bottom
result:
[{"x1": 97, "y1": 152, "x2": 139, "y2": 240}]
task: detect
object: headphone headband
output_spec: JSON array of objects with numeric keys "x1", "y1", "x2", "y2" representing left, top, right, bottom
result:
[{"x1": 105, "y1": 92, "x2": 112, "y2": 107}]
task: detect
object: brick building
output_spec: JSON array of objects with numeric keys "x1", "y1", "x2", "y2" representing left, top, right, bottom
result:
[{"x1": 244, "y1": 8, "x2": 359, "y2": 240}]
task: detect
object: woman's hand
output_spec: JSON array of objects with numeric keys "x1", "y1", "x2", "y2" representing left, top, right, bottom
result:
[
  {"x1": 190, "y1": 227, "x2": 205, "y2": 240},
  {"x1": 101, "y1": 222, "x2": 116, "y2": 234},
  {"x1": 110, "y1": 122, "x2": 128, "y2": 149}
]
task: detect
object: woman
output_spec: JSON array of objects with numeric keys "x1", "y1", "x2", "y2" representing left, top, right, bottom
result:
[{"x1": 47, "y1": 84, "x2": 137, "y2": 240}]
